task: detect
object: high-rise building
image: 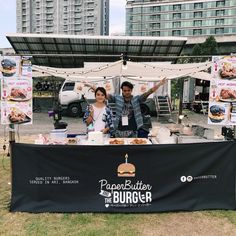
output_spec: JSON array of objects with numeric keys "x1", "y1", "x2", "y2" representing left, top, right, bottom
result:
[
  {"x1": 126, "y1": 0, "x2": 236, "y2": 37},
  {"x1": 16, "y1": 0, "x2": 109, "y2": 35}
]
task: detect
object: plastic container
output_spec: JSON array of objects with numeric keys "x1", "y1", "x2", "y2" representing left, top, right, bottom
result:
[{"x1": 50, "y1": 129, "x2": 67, "y2": 143}]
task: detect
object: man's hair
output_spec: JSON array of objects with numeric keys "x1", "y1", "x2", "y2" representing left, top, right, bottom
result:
[
  {"x1": 121, "y1": 81, "x2": 133, "y2": 90},
  {"x1": 95, "y1": 87, "x2": 107, "y2": 98}
]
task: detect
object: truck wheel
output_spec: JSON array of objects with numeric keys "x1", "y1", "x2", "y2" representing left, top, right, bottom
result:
[{"x1": 68, "y1": 103, "x2": 82, "y2": 117}]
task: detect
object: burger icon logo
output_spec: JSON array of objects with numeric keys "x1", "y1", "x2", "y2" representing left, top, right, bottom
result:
[{"x1": 117, "y1": 154, "x2": 135, "y2": 177}]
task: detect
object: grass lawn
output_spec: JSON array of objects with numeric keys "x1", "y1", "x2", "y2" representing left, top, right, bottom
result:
[{"x1": 1, "y1": 154, "x2": 236, "y2": 236}]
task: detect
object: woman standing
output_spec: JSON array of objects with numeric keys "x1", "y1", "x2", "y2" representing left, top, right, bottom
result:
[{"x1": 83, "y1": 87, "x2": 114, "y2": 134}]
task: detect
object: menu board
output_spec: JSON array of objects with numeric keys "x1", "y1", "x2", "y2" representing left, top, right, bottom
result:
[
  {"x1": 0, "y1": 56, "x2": 33, "y2": 125},
  {"x1": 208, "y1": 56, "x2": 236, "y2": 125}
]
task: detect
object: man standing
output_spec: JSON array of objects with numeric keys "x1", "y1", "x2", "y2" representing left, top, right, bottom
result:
[
  {"x1": 85, "y1": 78, "x2": 166, "y2": 137},
  {"x1": 111, "y1": 79, "x2": 166, "y2": 137}
]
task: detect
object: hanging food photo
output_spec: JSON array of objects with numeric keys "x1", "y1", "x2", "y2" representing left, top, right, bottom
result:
[
  {"x1": 1, "y1": 101, "x2": 32, "y2": 125},
  {"x1": 0, "y1": 56, "x2": 21, "y2": 78},
  {"x1": 8, "y1": 107, "x2": 31, "y2": 124},
  {"x1": 208, "y1": 104, "x2": 225, "y2": 123},
  {"x1": 1, "y1": 58, "x2": 17, "y2": 77},
  {"x1": 220, "y1": 88, "x2": 236, "y2": 102},
  {"x1": 219, "y1": 62, "x2": 236, "y2": 80},
  {"x1": 1, "y1": 79, "x2": 32, "y2": 101},
  {"x1": 213, "y1": 56, "x2": 236, "y2": 80}
]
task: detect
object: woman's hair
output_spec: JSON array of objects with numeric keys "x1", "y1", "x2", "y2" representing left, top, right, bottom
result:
[
  {"x1": 121, "y1": 81, "x2": 133, "y2": 90},
  {"x1": 95, "y1": 87, "x2": 107, "y2": 98}
]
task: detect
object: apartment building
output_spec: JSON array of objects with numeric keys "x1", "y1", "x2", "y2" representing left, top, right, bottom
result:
[
  {"x1": 126, "y1": 0, "x2": 236, "y2": 37},
  {"x1": 16, "y1": 0, "x2": 109, "y2": 35}
]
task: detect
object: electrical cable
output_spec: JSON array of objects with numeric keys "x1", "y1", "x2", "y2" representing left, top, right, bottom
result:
[
  {"x1": 16, "y1": 124, "x2": 20, "y2": 143},
  {"x1": 1, "y1": 126, "x2": 9, "y2": 171}
]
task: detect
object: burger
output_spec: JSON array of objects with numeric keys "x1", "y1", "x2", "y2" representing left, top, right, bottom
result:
[
  {"x1": 1, "y1": 59, "x2": 17, "y2": 77},
  {"x1": 117, "y1": 162, "x2": 135, "y2": 177},
  {"x1": 209, "y1": 105, "x2": 225, "y2": 123}
]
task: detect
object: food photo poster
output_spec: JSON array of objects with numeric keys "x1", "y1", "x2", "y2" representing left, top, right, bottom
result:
[
  {"x1": 209, "y1": 56, "x2": 236, "y2": 125},
  {"x1": 0, "y1": 56, "x2": 33, "y2": 125}
]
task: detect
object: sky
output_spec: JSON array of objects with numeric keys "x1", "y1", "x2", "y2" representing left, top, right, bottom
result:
[{"x1": 0, "y1": 0, "x2": 126, "y2": 48}]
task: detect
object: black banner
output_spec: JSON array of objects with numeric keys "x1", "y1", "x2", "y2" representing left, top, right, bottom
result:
[{"x1": 10, "y1": 142, "x2": 236, "y2": 213}]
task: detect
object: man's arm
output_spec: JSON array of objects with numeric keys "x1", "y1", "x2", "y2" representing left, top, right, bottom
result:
[{"x1": 141, "y1": 77, "x2": 167, "y2": 100}]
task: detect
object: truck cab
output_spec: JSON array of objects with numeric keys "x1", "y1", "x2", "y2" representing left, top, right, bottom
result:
[{"x1": 58, "y1": 81, "x2": 85, "y2": 117}]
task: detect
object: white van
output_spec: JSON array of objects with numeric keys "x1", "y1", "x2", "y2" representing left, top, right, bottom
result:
[{"x1": 58, "y1": 81, "x2": 88, "y2": 117}]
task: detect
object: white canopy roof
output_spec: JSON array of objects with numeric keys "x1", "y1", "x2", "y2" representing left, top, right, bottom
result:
[{"x1": 33, "y1": 60, "x2": 212, "y2": 81}]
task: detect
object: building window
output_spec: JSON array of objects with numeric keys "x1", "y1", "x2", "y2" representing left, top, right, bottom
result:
[
  {"x1": 150, "y1": 14, "x2": 161, "y2": 21},
  {"x1": 172, "y1": 30, "x2": 181, "y2": 36},
  {"x1": 194, "y1": 2, "x2": 203, "y2": 9},
  {"x1": 152, "y1": 31, "x2": 160, "y2": 36},
  {"x1": 173, "y1": 13, "x2": 181, "y2": 19},
  {"x1": 194, "y1": 20, "x2": 202, "y2": 27},
  {"x1": 194, "y1": 11, "x2": 203, "y2": 18},
  {"x1": 193, "y1": 29, "x2": 202, "y2": 35},
  {"x1": 216, "y1": 10, "x2": 225, "y2": 16},
  {"x1": 216, "y1": 0, "x2": 225, "y2": 7},
  {"x1": 215, "y1": 28, "x2": 224, "y2": 34},
  {"x1": 173, "y1": 4, "x2": 181, "y2": 11},
  {"x1": 150, "y1": 23, "x2": 160, "y2": 29},
  {"x1": 173, "y1": 22, "x2": 181, "y2": 28},
  {"x1": 151, "y1": 6, "x2": 160, "y2": 12},
  {"x1": 215, "y1": 19, "x2": 224, "y2": 25}
]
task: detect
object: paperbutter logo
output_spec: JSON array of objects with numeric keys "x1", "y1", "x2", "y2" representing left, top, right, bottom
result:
[
  {"x1": 98, "y1": 153, "x2": 152, "y2": 208},
  {"x1": 117, "y1": 153, "x2": 135, "y2": 177},
  {"x1": 180, "y1": 174, "x2": 217, "y2": 183}
]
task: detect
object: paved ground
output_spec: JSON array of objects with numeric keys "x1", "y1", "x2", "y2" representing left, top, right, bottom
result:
[{"x1": 0, "y1": 110, "x2": 222, "y2": 137}]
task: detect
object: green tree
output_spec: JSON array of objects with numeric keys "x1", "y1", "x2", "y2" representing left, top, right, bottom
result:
[
  {"x1": 174, "y1": 36, "x2": 217, "y2": 100},
  {"x1": 191, "y1": 44, "x2": 202, "y2": 62},
  {"x1": 201, "y1": 36, "x2": 218, "y2": 55}
]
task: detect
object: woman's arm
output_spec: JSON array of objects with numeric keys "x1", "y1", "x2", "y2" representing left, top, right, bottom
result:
[{"x1": 83, "y1": 105, "x2": 94, "y2": 125}]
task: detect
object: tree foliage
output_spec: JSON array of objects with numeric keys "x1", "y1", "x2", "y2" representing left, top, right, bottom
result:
[
  {"x1": 172, "y1": 36, "x2": 218, "y2": 99},
  {"x1": 201, "y1": 36, "x2": 218, "y2": 55}
]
